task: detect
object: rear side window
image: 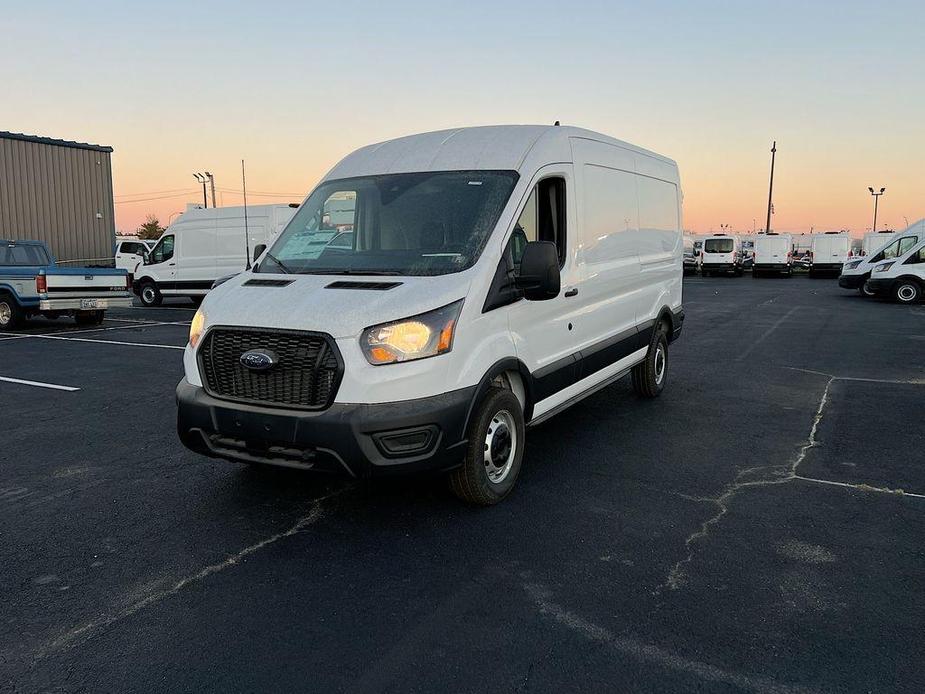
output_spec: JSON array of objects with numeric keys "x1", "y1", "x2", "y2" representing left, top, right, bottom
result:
[
  {"x1": 0, "y1": 244, "x2": 50, "y2": 266},
  {"x1": 705, "y1": 239, "x2": 734, "y2": 253}
]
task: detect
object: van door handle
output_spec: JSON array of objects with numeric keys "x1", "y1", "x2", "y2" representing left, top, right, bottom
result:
[
  {"x1": 168, "y1": 262, "x2": 176, "y2": 266},
  {"x1": 564, "y1": 287, "x2": 579, "y2": 297}
]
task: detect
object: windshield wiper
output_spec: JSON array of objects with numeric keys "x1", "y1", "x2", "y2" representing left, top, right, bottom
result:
[{"x1": 263, "y1": 252, "x2": 293, "y2": 274}]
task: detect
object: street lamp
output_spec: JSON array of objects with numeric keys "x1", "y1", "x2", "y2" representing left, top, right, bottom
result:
[
  {"x1": 720, "y1": 223, "x2": 731, "y2": 234},
  {"x1": 193, "y1": 173, "x2": 208, "y2": 208},
  {"x1": 204, "y1": 171, "x2": 217, "y2": 208},
  {"x1": 868, "y1": 187, "x2": 885, "y2": 232}
]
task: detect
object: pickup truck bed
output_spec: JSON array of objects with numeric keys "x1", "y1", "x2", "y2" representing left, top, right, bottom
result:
[{"x1": 0, "y1": 239, "x2": 133, "y2": 330}]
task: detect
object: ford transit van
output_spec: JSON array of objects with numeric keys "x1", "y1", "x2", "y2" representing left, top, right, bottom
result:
[
  {"x1": 133, "y1": 204, "x2": 298, "y2": 306},
  {"x1": 866, "y1": 237, "x2": 925, "y2": 303},
  {"x1": 701, "y1": 234, "x2": 742, "y2": 276},
  {"x1": 752, "y1": 233, "x2": 793, "y2": 276},
  {"x1": 176, "y1": 125, "x2": 684, "y2": 504},
  {"x1": 840, "y1": 222, "x2": 922, "y2": 296},
  {"x1": 809, "y1": 232, "x2": 850, "y2": 277}
]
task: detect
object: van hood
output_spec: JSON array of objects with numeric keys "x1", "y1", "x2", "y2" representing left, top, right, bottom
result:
[{"x1": 201, "y1": 272, "x2": 473, "y2": 339}]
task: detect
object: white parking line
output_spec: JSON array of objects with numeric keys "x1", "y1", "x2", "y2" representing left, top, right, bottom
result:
[
  {"x1": 28, "y1": 334, "x2": 186, "y2": 350},
  {"x1": 0, "y1": 376, "x2": 80, "y2": 392}
]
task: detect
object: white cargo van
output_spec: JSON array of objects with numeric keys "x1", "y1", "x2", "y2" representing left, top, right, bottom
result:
[
  {"x1": 133, "y1": 204, "x2": 297, "y2": 306},
  {"x1": 862, "y1": 230, "x2": 896, "y2": 256},
  {"x1": 700, "y1": 234, "x2": 742, "y2": 276},
  {"x1": 866, "y1": 237, "x2": 925, "y2": 303},
  {"x1": 752, "y1": 233, "x2": 793, "y2": 276},
  {"x1": 839, "y1": 223, "x2": 922, "y2": 296},
  {"x1": 809, "y1": 232, "x2": 850, "y2": 277},
  {"x1": 176, "y1": 125, "x2": 684, "y2": 505}
]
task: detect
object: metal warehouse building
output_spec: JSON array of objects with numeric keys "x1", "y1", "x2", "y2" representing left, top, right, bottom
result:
[{"x1": 0, "y1": 131, "x2": 115, "y2": 264}]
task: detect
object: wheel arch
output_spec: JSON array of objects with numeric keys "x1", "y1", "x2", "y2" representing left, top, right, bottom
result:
[{"x1": 463, "y1": 357, "x2": 535, "y2": 432}]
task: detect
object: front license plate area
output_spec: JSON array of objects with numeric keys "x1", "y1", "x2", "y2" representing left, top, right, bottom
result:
[{"x1": 213, "y1": 407, "x2": 298, "y2": 444}]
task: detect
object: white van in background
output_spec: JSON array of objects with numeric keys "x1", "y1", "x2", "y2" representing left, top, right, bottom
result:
[
  {"x1": 866, "y1": 237, "x2": 925, "y2": 303},
  {"x1": 133, "y1": 203, "x2": 298, "y2": 306},
  {"x1": 752, "y1": 233, "x2": 792, "y2": 276},
  {"x1": 700, "y1": 234, "x2": 742, "y2": 276},
  {"x1": 862, "y1": 230, "x2": 896, "y2": 256},
  {"x1": 177, "y1": 125, "x2": 684, "y2": 505},
  {"x1": 840, "y1": 221, "x2": 923, "y2": 296},
  {"x1": 809, "y1": 232, "x2": 850, "y2": 277}
]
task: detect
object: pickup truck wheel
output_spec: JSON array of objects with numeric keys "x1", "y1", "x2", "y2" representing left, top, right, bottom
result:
[
  {"x1": 75, "y1": 310, "x2": 105, "y2": 326},
  {"x1": 139, "y1": 281, "x2": 162, "y2": 307},
  {"x1": 0, "y1": 295, "x2": 22, "y2": 331},
  {"x1": 632, "y1": 321, "x2": 669, "y2": 398},
  {"x1": 448, "y1": 387, "x2": 525, "y2": 506}
]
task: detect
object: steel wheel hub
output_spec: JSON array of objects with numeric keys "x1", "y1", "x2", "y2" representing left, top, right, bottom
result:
[
  {"x1": 654, "y1": 344, "x2": 666, "y2": 385},
  {"x1": 898, "y1": 285, "x2": 916, "y2": 301},
  {"x1": 0, "y1": 302, "x2": 10, "y2": 326},
  {"x1": 484, "y1": 409, "x2": 516, "y2": 484}
]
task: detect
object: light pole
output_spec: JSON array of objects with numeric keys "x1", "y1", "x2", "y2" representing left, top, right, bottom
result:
[
  {"x1": 868, "y1": 187, "x2": 885, "y2": 232},
  {"x1": 205, "y1": 171, "x2": 217, "y2": 208},
  {"x1": 193, "y1": 173, "x2": 208, "y2": 208},
  {"x1": 765, "y1": 141, "x2": 777, "y2": 235}
]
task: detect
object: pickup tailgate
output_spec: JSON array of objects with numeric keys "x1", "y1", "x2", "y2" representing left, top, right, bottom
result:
[{"x1": 39, "y1": 268, "x2": 133, "y2": 310}]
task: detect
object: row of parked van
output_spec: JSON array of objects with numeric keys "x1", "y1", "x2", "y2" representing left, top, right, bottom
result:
[
  {"x1": 683, "y1": 232, "x2": 852, "y2": 278},
  {"x1": 838, "y1": 220, "x2": 925, "y2": 303}
]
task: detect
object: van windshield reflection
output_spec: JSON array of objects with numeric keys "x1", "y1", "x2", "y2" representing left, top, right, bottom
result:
[{"x1": 258, "y1": 170, "x2": 518, "y2": 277}]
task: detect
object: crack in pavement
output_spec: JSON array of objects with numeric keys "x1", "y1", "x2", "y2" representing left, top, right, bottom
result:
[
  {"x1": 662, "y1": 368, "x2": 925, "y2": 592},
  {"x1": 524, "y1": 582, "x2": 820, "y2": 694},
  {"x1": 36, "y1": 486, "x2": 353, "y2": 661}
]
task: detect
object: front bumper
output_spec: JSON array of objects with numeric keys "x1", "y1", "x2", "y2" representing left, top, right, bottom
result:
[
  {"x1": 838, "y1": 273, "x2": 866, "y2": 289},
  {"x1": 38, "y1": 295, "x2": 133, "y2": 311},
  {"x1": 176, "y1": 379, "x2": 475, "y2": 477},
  {"x1": 864, "y1": 278, "x2": 893, "y2": 296}
]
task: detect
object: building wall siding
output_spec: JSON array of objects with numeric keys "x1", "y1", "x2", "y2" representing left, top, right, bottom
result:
[{"x1": 0, "y1": 136, "x2": 115, "y2": 263}]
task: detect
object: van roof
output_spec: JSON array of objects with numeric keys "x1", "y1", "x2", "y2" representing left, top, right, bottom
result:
[{"x1": 323, "y1": 125, "x2": 677, "y2": 181}]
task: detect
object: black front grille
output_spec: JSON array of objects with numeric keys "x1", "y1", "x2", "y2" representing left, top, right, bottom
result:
[{"x1": 198, "y1": 327, "x2": 342, "y2": 409}]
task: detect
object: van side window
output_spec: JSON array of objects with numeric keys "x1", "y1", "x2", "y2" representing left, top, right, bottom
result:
[
  {"x1": 898, "y1": 236, "x2": 918, "y2": 256},
  {"x1": 904, "y1": 246, "x2": 925, "y2": 264},
  {"x1": 150, "y1": 235, "x2": 174, "y2": 264},
  {"x1": 510, "y1": 178, "x2": 566, "y2": 267}
]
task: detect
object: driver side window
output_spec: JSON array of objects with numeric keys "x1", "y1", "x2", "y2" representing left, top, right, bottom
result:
[
  {"x1": 904, "y1": 246, "x2": 925, "y2": 265},
  {"x1": 150, "y1": 235, "x2": 174, "y2": 264},
  {"x1": 508, "y1": 177, "x2": 566, "y2": 268}
]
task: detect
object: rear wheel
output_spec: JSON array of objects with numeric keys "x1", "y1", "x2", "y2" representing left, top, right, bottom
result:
[
  {"x1": 893, "y1": 280, "x2": 921, "y2": 304},
  {"x1": 632, "y1": 321, "x2": 669, "y2": 398},
  {"x1": 0, "y1": 294, "x2": 22, "y2": 331},
  {"x1": 448, "y1": 387, "x2": 525, "y2": 506},
  {"x1": 139, "y1": 280, "x2": 162, "y2": 307}
]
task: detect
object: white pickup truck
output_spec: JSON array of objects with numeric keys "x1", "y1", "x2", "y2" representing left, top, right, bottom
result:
[{"x1": 0, "y1": 239, "x2": 133, "y2": 330}]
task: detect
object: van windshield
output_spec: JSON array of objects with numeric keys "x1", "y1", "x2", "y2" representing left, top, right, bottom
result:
[
  {"x1": 260, "y1": 170, "x2": 518, "y2": 276},
  {"x1": 705, "y1": 239, "x2": 734, "y2": 253}
]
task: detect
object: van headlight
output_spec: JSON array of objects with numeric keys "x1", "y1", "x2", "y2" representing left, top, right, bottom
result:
[
  {"x1": 844, "y1": 260, "x2": 863, "y2": 270},
  {"x1": 872, "y1": 262, "x2": 894, "y2": 273},
  {"x1": 189, "y1": 308, "x2": 207, "y2": 348},
  {"x1": 361, "y1": 300, "x2": 463, "y2": 365}
]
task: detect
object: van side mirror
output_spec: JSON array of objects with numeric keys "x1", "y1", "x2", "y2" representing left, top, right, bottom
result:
[
  {"x1": 515, "y1": 241, "x2": 560, "y2": 300},
  {"x1": 253, "y1": 244, "x2": 266, "y2": 262}
]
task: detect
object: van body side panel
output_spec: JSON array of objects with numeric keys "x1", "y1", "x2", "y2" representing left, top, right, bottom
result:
[{"x1": 634, "y1": 169, "x2": 682, "y2": 322}]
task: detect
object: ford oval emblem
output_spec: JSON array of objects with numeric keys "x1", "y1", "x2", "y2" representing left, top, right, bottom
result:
[{"x1": 240, "y1": 349, "x2": 278, "y2": 371}]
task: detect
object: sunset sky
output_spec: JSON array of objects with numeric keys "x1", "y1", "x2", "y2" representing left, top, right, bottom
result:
[{"x1": 4, "y1": 0, "x2": 923, "y2": 235}]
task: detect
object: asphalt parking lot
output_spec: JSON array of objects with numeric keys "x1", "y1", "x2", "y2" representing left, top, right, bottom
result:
[{"x1": 2, "y1": 278, "x2": 924, "y2": 693}]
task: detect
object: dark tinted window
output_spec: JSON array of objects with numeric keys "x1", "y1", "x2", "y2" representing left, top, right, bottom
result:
[
  {"x1": 705, "y1": 238, "x2": 734, "y2": 253},
  {"x1": 149, "y1": 235, "x2": 174, "y2": 264},
  {"x1": 510, "y1": 177, "x2": 566, "y2": 267},
  {"x1": 904, "y1": 245, "x2": 925, "y2": 264},
  {"x1": 0, "y1": 244, "x2": 50, "y2": 266}
]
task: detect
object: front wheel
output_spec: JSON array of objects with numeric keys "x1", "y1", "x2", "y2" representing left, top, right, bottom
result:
[
  {"x1": 449, "y1": 387, "x2": 525, "y2": 506},
  {"x1": 893, "y1": 280, "x2": 922, "y2": 304},
  {"x1": 632, "y1": 322, "x2": 669, "y2": 398},
  {"x1": 859, "y1": 278, "x2": 876, "y2": 297},
  {"x1": 139, "y1": 281, "x2": 162, "y2": 307}
]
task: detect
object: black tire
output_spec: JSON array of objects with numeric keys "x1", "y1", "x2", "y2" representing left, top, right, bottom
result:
[
  {"x1": 139, "y1": 280, "x2": 162, "y2": 307},
  {"x1": 859, "y1": 278, "x2": 875, "y2": 297},
  {"x1": 448, "y1": 387, "x2": 525, "y2": 506},
  {"x1": 0, "y1": 293, "x2": 23, "y2": 331},
  {"x1": 75, "y1": 310, "x2": 105, "y2": 326},
  {"x1": 632, "y1": 321, "x2": 669, "y2": 398},
  {"x1": 893, "y1": 280, "x2": 921, "y2": 304}
]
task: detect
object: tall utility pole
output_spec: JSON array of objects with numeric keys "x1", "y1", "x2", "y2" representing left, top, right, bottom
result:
[
  {"x1": 765, "y1": 141, "x2": 777, "y2": 235},
  {"x1": 868, "y1": 187, "x2": 885, "y2": 232},
  {"x1": 193, "y1": 173, "x2": 208, "y2": 208},
  {"x1": 205, "y1": 172, "x2": 217, "y2": 208}
]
